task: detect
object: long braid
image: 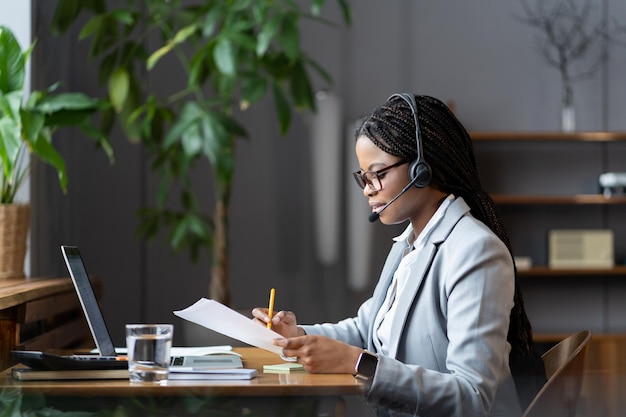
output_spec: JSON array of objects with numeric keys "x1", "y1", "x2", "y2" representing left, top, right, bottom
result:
[{"x1": 357, "y1": 94, "x2": 546, "y2": 408}]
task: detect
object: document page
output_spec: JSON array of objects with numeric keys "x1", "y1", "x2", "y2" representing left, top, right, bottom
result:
[{"x1": 174, "y1": 298, "x2": 295, "y2": 360}]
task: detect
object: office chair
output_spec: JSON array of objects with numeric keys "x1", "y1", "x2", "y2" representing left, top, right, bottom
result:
[{"x1": 522, "y1": 330, "x2": 591, "y2": 417}]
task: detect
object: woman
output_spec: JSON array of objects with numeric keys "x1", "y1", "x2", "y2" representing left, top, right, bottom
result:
[{"x1": 253, "y1": 94, "x2": 545, "y2": 417}]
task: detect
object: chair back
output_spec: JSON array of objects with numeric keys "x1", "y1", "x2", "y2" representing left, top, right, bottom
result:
[{"x1": 522, "y1": 330, "x2": 591, "y2": 417}]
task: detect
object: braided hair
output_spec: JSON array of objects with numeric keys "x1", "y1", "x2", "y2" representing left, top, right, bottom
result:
[{"x1": 357, "y1": 94, "x2": 546, "y2": 408}]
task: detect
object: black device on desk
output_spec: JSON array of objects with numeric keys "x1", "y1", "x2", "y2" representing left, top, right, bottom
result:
[
  {"x1": 10, "y1": 246, "x2": 128, "y2": 370},
  {"x1": 11, "y1": 245, "x2": 241, "y2": 372},
  {"x1": 10, "y1": 351, "x2": 127, "y2": 371}
]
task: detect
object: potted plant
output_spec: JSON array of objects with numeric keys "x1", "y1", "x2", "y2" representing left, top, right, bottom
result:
[
  {"x1": 51, "y1": 0, "x2": 350, "y2": 305},
  {"x1": 0, "y1": 25, "x2": 113, "y2": 279}
]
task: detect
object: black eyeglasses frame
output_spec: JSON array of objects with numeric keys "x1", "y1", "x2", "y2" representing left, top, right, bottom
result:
[{"x1": 352, "y1": 160, "x2": 408, "y2": 191}]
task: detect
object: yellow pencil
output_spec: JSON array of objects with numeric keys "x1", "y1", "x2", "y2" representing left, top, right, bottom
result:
[{"x1": 267, "y1": 288, "x2": 276, "y2": 329}]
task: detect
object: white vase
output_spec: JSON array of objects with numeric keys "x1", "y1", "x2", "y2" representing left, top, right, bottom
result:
[{"x1": 561, "y1": 104, "x2": 576, "y2": 132}]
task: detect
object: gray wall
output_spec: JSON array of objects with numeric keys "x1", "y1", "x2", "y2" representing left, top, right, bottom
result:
[{"x1": 29, "y1": 0, "x2": 626, "y2": 346}]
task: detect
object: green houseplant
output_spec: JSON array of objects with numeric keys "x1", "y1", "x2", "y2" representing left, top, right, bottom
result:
[
  {"x1": 0, "y1": 25, "x2": 113, "y2": 279},
  {"x1": 52, "y1": 0, "x2": 350, "y2": 305}
]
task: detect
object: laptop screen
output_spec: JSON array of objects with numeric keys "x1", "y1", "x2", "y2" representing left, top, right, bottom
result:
[{"x1": 61, "y1": 245, "x2": 117, "y2": 357}]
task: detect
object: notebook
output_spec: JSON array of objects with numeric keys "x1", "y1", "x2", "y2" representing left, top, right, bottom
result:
[{"x1": 10, "y1": 245, "x2": 242, "y2": 371}]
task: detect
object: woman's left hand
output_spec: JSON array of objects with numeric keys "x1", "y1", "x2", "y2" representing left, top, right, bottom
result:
[{"x1": 273, "y1": 335, "x2": 364, "y2": 374}]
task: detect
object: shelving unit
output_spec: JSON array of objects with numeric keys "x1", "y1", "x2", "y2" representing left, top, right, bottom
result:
[
  {"x1": 471, "y1": 131, "x2": 626, "y2": 268},
  {"x1": 471, "y1": 131, "x2": 626, "y2": 336}
]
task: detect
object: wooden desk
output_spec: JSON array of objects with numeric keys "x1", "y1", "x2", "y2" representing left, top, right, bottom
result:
[
  {"x1": 1, "y1": 347, "x2": 365, "y2": 416},
  {"x1": 0, "y1": 277, "x2": 92, "y2": 370}
]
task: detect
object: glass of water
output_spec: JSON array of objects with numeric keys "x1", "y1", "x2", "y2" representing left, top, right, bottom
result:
[{"x1": 125, "y1": 324, "x2": 173, "y2": 384}]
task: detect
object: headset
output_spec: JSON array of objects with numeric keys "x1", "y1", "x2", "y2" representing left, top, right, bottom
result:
[
  {"x1": 368, "y1": 93, "x2": 433, "y2": 222},
  {"x1": 388, "y1": 93, "x2": 432, "y2": 188}
]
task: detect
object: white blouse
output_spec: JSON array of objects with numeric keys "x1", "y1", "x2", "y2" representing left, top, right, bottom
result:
[{"x1": 373, "y1": 194, "x2": 455, "y2": 355}]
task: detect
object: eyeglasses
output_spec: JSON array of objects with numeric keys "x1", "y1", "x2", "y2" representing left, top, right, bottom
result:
[{"x1": 352, "y1": 160, "x2": 408, "y2": 191}]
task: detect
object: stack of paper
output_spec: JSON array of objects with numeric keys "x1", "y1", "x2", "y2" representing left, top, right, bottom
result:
[
  {"x1": 262, "y1": 363, "x2": 306, "y2": 374},
  {"x1": 169, "y1": 368, "x2": 257, "y2": 380}
]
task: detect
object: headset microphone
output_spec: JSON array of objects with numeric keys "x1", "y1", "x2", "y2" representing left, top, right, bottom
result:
[{"x1": 368, "y1": 178, "x2": 418, "y2": 223}]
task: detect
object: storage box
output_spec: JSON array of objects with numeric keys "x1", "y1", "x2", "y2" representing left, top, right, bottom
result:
[{"x1": 548, "y1": 229, "x2": 614, "y2": 269}]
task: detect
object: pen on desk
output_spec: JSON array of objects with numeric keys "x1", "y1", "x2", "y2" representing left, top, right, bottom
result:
[{"x1": 267, "y1": 287, "x2": 276, "y2": 329}]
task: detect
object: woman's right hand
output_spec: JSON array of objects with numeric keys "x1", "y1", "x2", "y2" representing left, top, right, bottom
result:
[{"x1": 251, "y1": 308, "x2": 304, "y2": 338}]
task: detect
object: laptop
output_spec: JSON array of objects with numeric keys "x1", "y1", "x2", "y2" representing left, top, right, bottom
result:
[{"x1": 11, "y1": 245, "x2": 242, "y2": 371}]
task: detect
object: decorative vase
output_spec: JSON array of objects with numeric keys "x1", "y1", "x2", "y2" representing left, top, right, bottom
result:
[
  {"x1": 561, "y1": 82, "x2": 575, "y2": 132},
  {"x1": 0, "y1": 204, "x2": 30, "y2": 279},
  {"x1": 561, "y1": 103, "x2": 576, "y2": 133}
]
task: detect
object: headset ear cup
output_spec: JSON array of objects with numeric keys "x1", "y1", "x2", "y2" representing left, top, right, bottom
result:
[{"x1": 409, "y1": 160, "x2": 432, "y2": 188}]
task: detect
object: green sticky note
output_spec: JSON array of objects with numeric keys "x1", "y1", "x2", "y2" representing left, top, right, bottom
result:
[{"x1": 262, "y1": 363, "x2": 306, "y2": 374}]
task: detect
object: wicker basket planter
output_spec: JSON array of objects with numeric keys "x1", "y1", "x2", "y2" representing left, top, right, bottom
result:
[{"x1": 0, "y1": 204, "x2": 30, "y2": 279}]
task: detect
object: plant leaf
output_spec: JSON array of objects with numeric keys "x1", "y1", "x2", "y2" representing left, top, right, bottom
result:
[
  {"x1": 336, "y1": 0, "x2": 352, "y2": 24},
  {"x1": 181, "y1": 120, "x2": 203, "y2": 158},
  {"x1": 31, "y1": 130, "x2": 69, "y2": 193},
  {"x1": 311, "y1": 0, "x2": 325, "y2": 17},
  {"x1": 256, "y1": 16, "x2": 281, "y2": 57},
  {"x1": 51, "y1": 0, "x2": 85, "y2": 34},
  {"x1": 36, "y1": 93, "x2": 100, "y2": 113},
  {"x1": 201, "y1": 7, "x2": 222, "y2": 37},
  {"x1": 147, "y1": 44, "x2": 174, "y2": 71},
  {"x1": 277, "y1": 14, "x2": 300, "y2": 62},
  {"x1": 0, "y1": 26, "x2": 26, "y2": 93},
  {"x1": 289, "y1": 59, "x2": 315, "y2": 110},
  {"x1": 79, "y1": 15, "x2": 105, "y2": 41},
  {"x1": 213, "y1": 36, "x2": 237, "y2": 76},
  {"x1": 108, "y1": 67, "x2": 129, "y2": 113},
  {"x1": 188, "y1": 44, "x2": 211, "y2": 87},
  {"x1": 0, "y1": 117, "x2": 21, "y2": 181},
  {"x1": 164, "y1": 102, "x2": 203, "y2": 149},
  {"x1": 0, "y1": 91, "x2": 23, "y2": 120},
  {"x1": 20, "y1": 110, "x2": 45, "y2": 148},
  {"x1": 148, "y1": 24, "x2": 197, "y2": 70},
  {"x1": 272, "y1": 83, "x2": 291, "y2": 135},
  {"x1": 173, "y1": 24, "x2": 197, "y2": 44}
]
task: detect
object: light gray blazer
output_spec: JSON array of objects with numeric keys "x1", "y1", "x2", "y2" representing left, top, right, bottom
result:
[{"x1": 302, "y1": 197, "x2": 522, "y2": 417}]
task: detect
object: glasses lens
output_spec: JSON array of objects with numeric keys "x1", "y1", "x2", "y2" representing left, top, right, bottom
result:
[
  {"x1": 353, "y1": 172, "x2": 367, "y2": 189},
  {"x1": 353, "y1": 161, "x2": 407, "y2": 191},
  {"x1": 353, "y1": 171, "x2": 381, "y2": 190}
]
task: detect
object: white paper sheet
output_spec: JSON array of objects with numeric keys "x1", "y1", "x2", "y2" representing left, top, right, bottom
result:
[
  {"x1": 169, "y1": 346, "x2": 238, "y2": 356},
  {"x1": 102, "y1": 345, "x2": 237, "y2": 357},
  {"x1": 96, "y1": 345, "x2": 237, "y2": 357},
  {"x1": 174, "y1": 298, "x2": 295, "y2": 360}
]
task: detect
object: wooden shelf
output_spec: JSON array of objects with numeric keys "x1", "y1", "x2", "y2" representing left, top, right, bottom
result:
[
  {"x1": 471, "y1": 131, "x2": 626, "y2": 142},
  {"x1": 517, "y1": 266, "x2": 626, "y2": 277},
  {"x1": 491, "y1": 194, "x2": 626, "y2": 205}
]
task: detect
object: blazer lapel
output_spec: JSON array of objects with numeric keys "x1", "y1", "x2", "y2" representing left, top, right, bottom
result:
[
  {"x1": 386, "y1": 197, "x2": 471, "y2": 358},
  {"x1": 387, "y1": 243, "x2": 438, "y2": 358}
]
